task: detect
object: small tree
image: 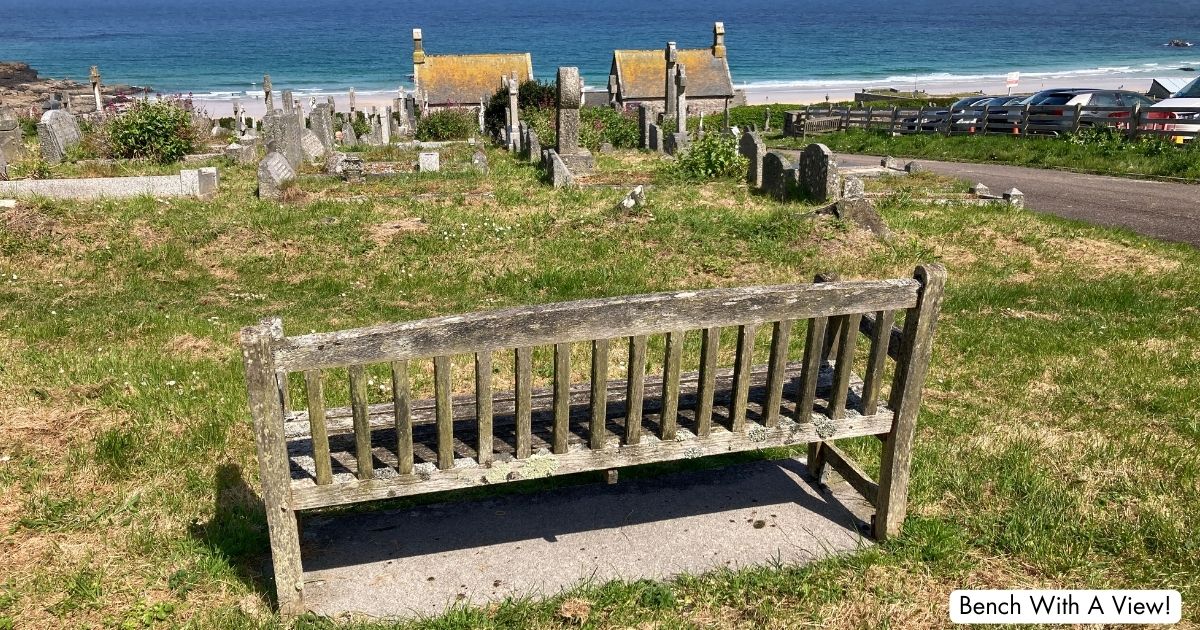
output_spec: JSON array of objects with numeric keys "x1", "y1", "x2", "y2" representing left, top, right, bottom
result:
[{"x1": 103, "y1": 100, "x2": 197, "y2": 163}]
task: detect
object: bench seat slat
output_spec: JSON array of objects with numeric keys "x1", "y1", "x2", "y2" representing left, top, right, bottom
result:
[{"x1": 287, "y1": 395, "x2": 891, "y2": 511}]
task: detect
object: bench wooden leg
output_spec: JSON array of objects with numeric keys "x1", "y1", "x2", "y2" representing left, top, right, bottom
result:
[
  {"x1": 242, "y1": 322, "x2": 306, "y2": 617},
  {"x1": 806, "y1": 441, "x2": 828, "y2": 483},
  {"x1": 874, "y1": 265, "x2": 945, "y2": 541}
]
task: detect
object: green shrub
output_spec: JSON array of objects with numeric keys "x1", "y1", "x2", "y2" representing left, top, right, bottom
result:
[
  {"x1": 671, "y1": 133, "x2": 747, "y2": 179},
  {"x1": 102, "y1": 100, "x2": 197, "y2": 163},
  {"x1": 580, "y1": 106, "x2": 639, "y2": 149},
  {"x1": 415, "y1": 108, "x2": 476, "y2": 141},
  {"x1": 485, "y1": 79, "x2": 557, "y2": 138},
  {"x1": 351, "y1": 112, "x2": 371, "y2": 139},
  {"x1": 18, "y1": 115, "x2": 37, "y2": 139}
]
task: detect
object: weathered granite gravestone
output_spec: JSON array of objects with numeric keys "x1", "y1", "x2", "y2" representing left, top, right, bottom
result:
[
  {"x1": 301, "y1": 129, "x2": 326, "y2": 161},
  {"x1": 648, "y1": 123, "x2": 663, "y2": 152},
  {"x1": 506, "y1": 76, "x2": 520, "y2": 151},
  {"x1": 37, "y1": 110, "x2": 83, "y2": 164},
  {"x1": 0, "y1": 108, "x2": 25, "y2": 163},
  {"x1": 797, "y1": 143, "x2": 838, "y2": 202},
  {"x1": 664, "y1": 42, "x2": 678, "y2": 119},
  {"x1": 739, "y1": 131, "x2": 765, "y2": 188},
  {"x1": 257, "y1": 152, "x2": 295, "y2": 200},
  {"x1": 472, "y1": 150, "x2": 489, "y2": 175},
  {"x1": 262, "y1": 110, "x2": 285, "y2": 152},
  {"x1": 340, "y1": 122, "x2": 357, "y2": 146},
  {"x1": 638, "y1": 104, "x2": 651, "y2": 149},
  {"x1": 263, "y1": 74, "x2": 274, "y2": 111},
  {"x1": 841, "y1": 175, "x2": 865, "y2": 199},
  {"x1": 418, "y1": 152, "x2": 440, "y2": 172},
  {"x1": 554, "y1": 67, "x2": 594, "y2": 174},
  {"x1": 524, "y1": 127, "x2": 540, "y2": 162},
  {"x1": 762, "y1": 152, "x2": 797, "y2": 201},
  {"x1": 310, "y1": 103, "x2": 335, "y2": 153},
  {"x1": 666, "y1": 65, "x2": 689, "y2": 156},
  {"x1": 545, "y1": 150, "x2": 574, "y2": 188},
  {"x1": 834, "y1": 197, "x2": 891, "y2": 239},
  {"x1": 382, "y1": 107, "x2": 393, "y2": 144},
  {"x1": 225, "y1": 142, "x2": 256, "y2": 164}
]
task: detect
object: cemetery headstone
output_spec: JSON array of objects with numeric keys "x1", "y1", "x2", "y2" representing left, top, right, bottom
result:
[
  {"x1": 762, "y1": 151, "x2": 796, "y2": 201},
  {"x1": 225, "y1": 142, "x2": 256, "y2": 164},
  {"x1": 37, "y1": 110, "x2": 82, "y2": 164},
  {"x1": 739, "y1": 130, "x2": 765, "y2": 188},
  {"x1": 525, "y1": 128, "x2": 540, "y2": 162},
  {"x1": 0, "y1": 108, "x2": 26, "y2": 163},
  {"x1": 472, "y1": 150, "x2": 489, "y2": 175},
  {"x1": 797, "y1": 143, "x2": 839, "y2": 202},
  {"x1": 340, "y1": 122, "x2": 358, "y2": 146},
  {"x1": 257, "y1": 151, "x2": 295, "y2": 201},
  {"x1": 638, "y1": 104, "x2": 651, "y2": 149},
  {"x1": 418, "y1": 152, "x2": 440, "y2": 172},
  {"x1": 648, "y1": 123, "x2": 663, "y2": 152},
  {"x1": 311, "y1": 103, "x2": 335, "y2": 152},
  {"x1": 834, "y1": 197, "x2": 891, "y2": 238},
  {"x1": 301, "y1": 129, "x2": 326, "y2": 161},
  {"x1": 546, "y1": 150, "x2": 574, "y2": 188},
  {"x1": 263, "y1": 74, "x2": 274, "y2": 110},
  {"x1": 555, "y1": 67, "x2": 595, "y2": 173},
  {"x1": 842, "y1": 175, "x2": 865, "y2": 199},
  {"x1": 382, "y1": 107, "x2": 393, "y2": 144}
]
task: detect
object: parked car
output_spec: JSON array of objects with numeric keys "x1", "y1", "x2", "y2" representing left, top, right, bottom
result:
[
  {"x1": 901, "y1": 95, "x2": 994, "y2": 131},
  {"x1": 1147, "y1": 76, "x2": 1200, "y2": 143},
  {"x1": 1017, "y1": 89, "x2": 1156, "y2": 134}
]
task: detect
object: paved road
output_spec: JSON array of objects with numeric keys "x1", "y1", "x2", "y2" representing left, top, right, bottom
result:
[{"x1": 835, "y1": 154, "x2": 1200, "y2": 247}]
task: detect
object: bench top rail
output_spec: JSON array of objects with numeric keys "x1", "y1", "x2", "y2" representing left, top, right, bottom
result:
[{"x1": 272, "y1": 279, "x2": 921, "y2": 372}]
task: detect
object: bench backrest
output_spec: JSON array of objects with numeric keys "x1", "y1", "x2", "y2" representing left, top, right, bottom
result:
[{"x1": 242, "y1": 265, "x2": 945, "y2": 518}]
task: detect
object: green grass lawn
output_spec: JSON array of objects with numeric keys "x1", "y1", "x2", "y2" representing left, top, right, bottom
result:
[
  {"x1": 769, "y1": 128, "x2": 1200, "y2": 181},
  {"x1": 0, "y1": 145, "x2": 1197, "y2": 629}
]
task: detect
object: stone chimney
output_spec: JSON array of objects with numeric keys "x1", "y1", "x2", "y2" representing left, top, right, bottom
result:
[
  {"x1": 412, "y1": 28, "x2": 426, "y2": 65},
  {"x1": 712, "y1": 22, "x2": 726, "y2": 58}
]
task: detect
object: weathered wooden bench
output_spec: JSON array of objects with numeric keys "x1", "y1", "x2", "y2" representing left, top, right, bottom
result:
[
  {"x1": 803, "y1": 115, "x2": 843, "y2": 137},
  {"x1": 241, "y1": 265, "x2": 945, "y2": 616}
]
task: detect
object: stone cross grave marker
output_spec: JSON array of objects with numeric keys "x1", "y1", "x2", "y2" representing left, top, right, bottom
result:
[
  {"x1": 263, "y1": 74, "x2": 273, "y2": 110},
  {"x1": 555, "y1": 67, "x2": 594, "y2": 174},
  {"x1": 664, "y1": 42, "x2": 678, "y2": 119}
]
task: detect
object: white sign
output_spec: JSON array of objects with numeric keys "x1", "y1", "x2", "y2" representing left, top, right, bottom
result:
[
  {"x1": 950, "y1": 590, "x2": 1181, "y2": 625},
  {"x1": 1005, "y1": 72, "x2": 1021, "y2": 87}
]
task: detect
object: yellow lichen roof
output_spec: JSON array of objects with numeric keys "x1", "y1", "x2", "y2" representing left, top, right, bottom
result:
[
  {"x1": 612, "y1": 48, "x2": 733, "y2": 100},
  {"x1": 417, "y1": 53, "x2": 533, "y2": 106}
]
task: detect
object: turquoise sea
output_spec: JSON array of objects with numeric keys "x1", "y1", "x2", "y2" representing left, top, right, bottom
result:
[{"x1": 2, "y1": 0, "x2": 1199, "y2": 99}]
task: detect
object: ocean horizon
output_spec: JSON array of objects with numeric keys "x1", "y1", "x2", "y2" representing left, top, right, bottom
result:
[{"x1": 2, "y1": 0, "x2": 1198, "y2": 100}]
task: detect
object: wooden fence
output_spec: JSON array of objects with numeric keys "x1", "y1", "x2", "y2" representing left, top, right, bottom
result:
[{"x1": 783, "y1": 104, "x2": 1200, "y2": 142}]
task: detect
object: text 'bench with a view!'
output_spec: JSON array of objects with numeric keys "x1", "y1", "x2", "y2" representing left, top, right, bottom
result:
[{"x1": 241, "y1": 264, "x2": 946, "y2": 616}]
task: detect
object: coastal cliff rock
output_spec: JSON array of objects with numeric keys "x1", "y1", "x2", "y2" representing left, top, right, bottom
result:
[{"x1": 0, "y1": 61, "x2": 140, "y2": 115}]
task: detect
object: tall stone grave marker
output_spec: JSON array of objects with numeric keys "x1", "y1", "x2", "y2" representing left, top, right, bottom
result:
[
  {"x1": 0, "y1": 108, "x2": 25, "y2": 163},
  {"x1": 739, "y1": 130, "x2": 765, "y2": 189},
  {"x1": 37, "y1": 110, "x2": 83, "y2": 164},
  {"x1": 638, "y1": 104, "x2": 651, "y2": 149},
  {"x1": 382, "y1": 107, "x2": 393, "y2": 144},
  {"x1": 555, "y1": 67, "x2": 594, "y2": 174},
  {"x1": 664, "y1": 42, "x2": 678, "y2": 119},
  {"x1": 311, "y1": 103, "x2": 335, "y2": 152},
  {"x1": 506, "y1": 75, "x2": 520, "y2": 151},
  {"x1": 90, "y1": 66, "x2": 103, "y2": 114},
  {"x1": 666, "y1": 65, "x2": 689, "y2": 155},
  {"x1": 262, "y1": 74, "x2": 274, "y2": 111}
]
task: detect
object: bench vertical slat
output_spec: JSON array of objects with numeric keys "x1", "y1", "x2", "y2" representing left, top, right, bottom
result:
[
  {"x1": 860, "y1": 309, "x2": 895, "y2": 416},
  {"x1": 808, "y1": 273, "x2": 839, "y2": 474},
  {"x1": 828, "y1": 313, "x2": 862, "y2": 419},
  {"x1": 590, "y1": 339, "x2": 609, "y2": 450},
  {"x1": 696, "y1": 327, "x2": 720, "y2": 438},
  {"x1": 730, "y1": 324, "x2": 759, "y2": 431},
  {"x1": 303, "y1": 370, "x2": 332, "y2": 485},
  {"x1": 795, "y1": 317, "x2": 828, "y2": 422},
  {"x1": 515, "y1": 347, "x2": 532, "y2": 458},
  {"x1": 877, "y1": 265, "x2": 946, "y2": 540},
  {"x1": 391, "y1": 360, "x2": 413, "y2": 475},
  {"x1": 763, "y1": 320, "x2": 793, "y2": 427},
  {"x1": 268, "y1": 317, "x2": 291, "y2": 414},
  {"x1": 348, "y1": 365, "x2": 373, "y2": 480},
  {"x1": 660, "y1": 330, "x2": 684, "y2": 440},
  {"x1": 434, "y1": 356, "x2": 454, "y2": 470},
  {"x1": 625, "y1": 335, "x2": 647, "y2": 445},
  {"x1": 475, "y1": 352, "x2": 493, "y2": 464},
  {"x1": 552, "y1": 342, "x2": 571, "y2": 454}
]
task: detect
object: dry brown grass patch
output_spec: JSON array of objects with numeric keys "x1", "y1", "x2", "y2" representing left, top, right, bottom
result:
[
  {"x1": 367, "y1": 217, "x2": 428, "y2": 246},
  {"x1": 164, "y1": 333, "x2": 228, "y2": 362},
  {"x1": 1044, "y1": 237, "x2": 1180, "y2": 277}
]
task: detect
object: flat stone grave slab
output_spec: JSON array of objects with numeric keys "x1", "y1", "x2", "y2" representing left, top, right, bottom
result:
[{"x1": 301, "y1": 456, "x2": 873, "y2": 619}]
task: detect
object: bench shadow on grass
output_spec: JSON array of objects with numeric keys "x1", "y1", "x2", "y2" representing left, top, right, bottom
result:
[{"x1": 188, "y1": 463, "x2": 277, "y2": 605}]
